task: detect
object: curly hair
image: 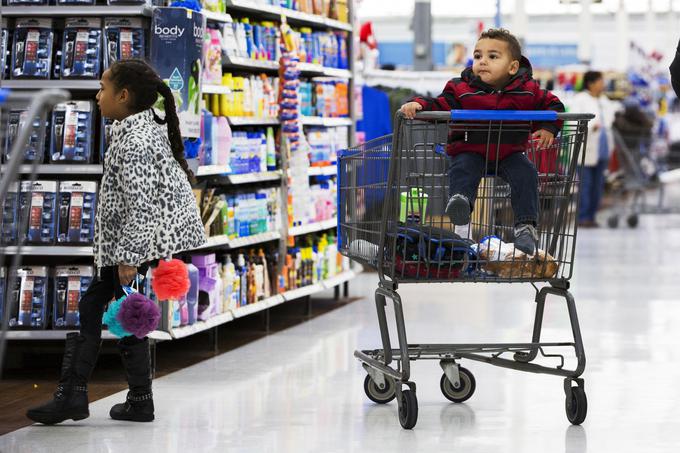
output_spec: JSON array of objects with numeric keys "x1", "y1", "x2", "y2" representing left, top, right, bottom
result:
[{"x1": 478, "y1": 28, "x2": 522, "y2": 61}]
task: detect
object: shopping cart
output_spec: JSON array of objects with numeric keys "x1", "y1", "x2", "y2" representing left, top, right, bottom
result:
[
  {"x1": 607, "y1": 128, "x2": 680, "y2": 228},
  {"x1": 338, "y1": 110, "x2": 593, "y2": 429},
  {"x1": 0, "y1": 88, "x2": 71, "y2": 372}
]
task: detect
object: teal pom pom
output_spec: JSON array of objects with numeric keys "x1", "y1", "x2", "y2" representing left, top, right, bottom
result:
[{"x1": 103, "y1": 295, "x2": 132, "y2": 338}]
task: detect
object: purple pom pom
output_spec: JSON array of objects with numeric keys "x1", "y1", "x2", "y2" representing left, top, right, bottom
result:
[{"x1": 117, "y1": 293, "x2": 161, "y2": 339}]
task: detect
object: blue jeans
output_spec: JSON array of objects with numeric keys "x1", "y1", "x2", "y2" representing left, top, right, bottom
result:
[
  {"x1": 578, "y1": 160, "x2": 607, "y2": 223},
  {"x1": 447, "y1": 152, "x2": 539, "y2": 225}
]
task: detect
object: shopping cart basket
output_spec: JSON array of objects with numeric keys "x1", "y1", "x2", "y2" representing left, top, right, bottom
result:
[
  {"x1": 0, "y1": 88, "x2": 71, "y2": 371},
  {"x1": 338, "y1": 110, "x2": 593, "y2": 429},
  {"x1": 607, "y1": 128, "x2": 680, "y2": 228}
]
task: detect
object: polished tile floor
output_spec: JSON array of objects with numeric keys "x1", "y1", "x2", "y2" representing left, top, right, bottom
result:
[{"x1": 2, "y1": 214, "x2": 680, "y2": 452}]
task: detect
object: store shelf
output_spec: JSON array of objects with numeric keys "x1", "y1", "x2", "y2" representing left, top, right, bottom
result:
[
  {"x1": 297, "y1": 63, "x2": 352, "y2": 78},
  {"x1": 194, "y1": 231, "x2": 281, "y2": 251},
  {"x1": 0, "y1": 245, "x2": 92, "y2": 256},
  {"x1": 301, "y1": 116, "x2": 352, "y2": 127},
  {"x1": 0, "y1": 5, "x2": 153, "y2": 17},
  {"x1": 307, "y1": 165, "x2": 337, "y2": 176},
  {"x1": 202, "y1": 84, "x2": 232, "y2": 95},
  {"x1": 2, "y1": 329, "x2": 171, "y2": 341},
  {"x1": 0, "y1": 80, "x2": 100, "y2": 91},
  {"x1": 224, "y1": 0, "x2": 353, "y2": 31},
  {"x1": 232, "y1": 294, "x2": 285, "y2": 319},
  {"x1": 198, "y1": 169, "x2": 282, "y2": 184},
  {"x1": 202, "y1": 9, "x2": 232, "y2": 23},
  {"x1": 223, "y1": 55, "x2": 279, "y2": 72},
  {"x1": 167, "y1": 311, "x2": 234, "y2": 340},
  {"x1": 227, "y1": 116, "x2": 280, "y2": 126},
  {"x1": 288, "y1": 218, "x2": 337, "y2": 237},
  {"x1": 1, "y1": 164, "x2": 103, "y2": 175}
]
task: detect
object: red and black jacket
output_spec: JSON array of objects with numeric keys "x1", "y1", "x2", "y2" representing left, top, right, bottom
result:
[{"x1": 412, "y1": 56, "x2": 565, "y2": 161}]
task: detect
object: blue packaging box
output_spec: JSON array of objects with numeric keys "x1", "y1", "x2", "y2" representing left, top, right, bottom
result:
[
  {"x1": 53, "y1": 266, "x2": 94, "y2": 329},
  {"x1": 11, "y1": 18, "x2": 54, "y2": 79},
  {"x1": 8, "y1": 266, "x2": 50, "y2": 330},
  {"x1": 57, "y1": 181, "x2": 97, "y2": 244},
  {"x1": 20, "y1": 180, "x2": 58, "y2": 244},
  {"x1": 4, "y1": 109, "x2": 47, "y2": 162},
  {"x1": 103, "y1": 17, "x2": 146, "y2": 69},
  {"x1": 1, "y1": 182, "x2": 20, "y2": 245},
  {"x1": 61, "y1": 18, "x2": 102, "y2": 79},
  {"x1": 50, "y1": 101, "x2": 95, "y2": 163}
]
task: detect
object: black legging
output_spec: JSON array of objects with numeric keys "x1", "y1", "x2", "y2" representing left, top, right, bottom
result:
[{"x1": 78, "y1": 263, "x2": 151, "y2": 342}]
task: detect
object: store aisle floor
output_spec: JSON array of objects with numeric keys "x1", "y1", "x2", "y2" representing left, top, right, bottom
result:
[{"x1": 3, "y1": 216, "x2": 680, "y2": 453}]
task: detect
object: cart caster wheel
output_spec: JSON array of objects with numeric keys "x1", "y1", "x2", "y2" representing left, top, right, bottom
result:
[
  {"x1": 607, "y1": 216, "x2": 619, "y2": 228},
  {"x1": 440, "y1": 367, "x2": 476, "y2": 403},
  {"x1": 398, "y1": 389, "x2": 418, "y2": 429},
  {"x1": 565, "y1": 386, "x2": 588, "y2": 425},
  {"x1": 363, "y1": 374, "x2": 396, "y2": 404},
  {"x1": 627, "y1": 214, "x2": 639, "y2": 228}
]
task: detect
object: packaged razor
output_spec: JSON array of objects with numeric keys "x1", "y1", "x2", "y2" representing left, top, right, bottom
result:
[
  {"x1": 57, "y1": 0, "x2": 96, "y2": 4},
  {"x1": 11, "y1": 18, "x2": 54, "y2": 79},
  {"x1": 4, "y1": 109, "x2": 47, "y2": 162},
  {"x1": 61, "y1": 18, "x2": 102, "y2": 79},
  {"x1": 53, "y1": 266, "x2": 93, "y2": 329},
  {"x1": 7, "y1": 0, "x2": 48, "y2": 4},
  {"x1": 8, "y1": 266, "x2": 49, "y2": 330},
  {"x1": 1, "y1": 182, "x2": 19, "y2": 245},
  {"x1": 20, "y1": 180, "x2": 58, "y2": 245},
  {"x1": 57, "y1": 181, "x2": 97, "y2": 244},
  {"x1": 50, "y1": 101, "x2": 95, "y2": 163},
  {"x1": 1, "y1": 18, "x2": 9, "y2": 80},
  {"x1": 0, "y1": 268, "x2": 5, "y2": 328},
  {"x1": 103, "y1": 17, "x2": 145, "y2": 69}
]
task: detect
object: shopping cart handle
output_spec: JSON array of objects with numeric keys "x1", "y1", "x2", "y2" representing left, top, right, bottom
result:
[
  {"x1": 0, "y1": 89, "x2": 9, "y2": 105},
  {"x1": 450, "y1": 110, "x2": 558, "y2": 121}
]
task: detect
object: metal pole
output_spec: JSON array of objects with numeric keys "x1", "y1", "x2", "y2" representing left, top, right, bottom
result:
[
  {"x1": 413, "y1": 0, "x2": 432, "y2": 71},
  {"x1": 578, "y1": 0, "x2": 593, "y2": 64},
  {"x1": 495, "y1": 0, "x2": 502, "y2": 28}
]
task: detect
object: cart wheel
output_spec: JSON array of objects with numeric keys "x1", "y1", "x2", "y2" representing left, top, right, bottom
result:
[
  {"x1": 363, "y1": 374, "x2": 396, "y2": 404},
  {"x1": 565, "y1": 386, "x2": 588, "y2": 425},
  {"x1": 398, "y1": 389, "x2": 418, "y2": 429},
  {"x1": 607, "y1": 215, "x2": 619, "y2": 228},
  {"x1": 627, "y1": 214, "x2": 639, "y2": 228},
  {"x1": 440, "y1": 367, "x2": 476, "y2": 403}
]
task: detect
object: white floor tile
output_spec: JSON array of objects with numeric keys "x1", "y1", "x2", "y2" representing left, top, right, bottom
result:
[{"x1": 3, "y1": 213, "x2": 680, "y2": 452}]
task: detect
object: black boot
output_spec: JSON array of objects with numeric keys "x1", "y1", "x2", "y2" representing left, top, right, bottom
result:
[
  {"x1": 26, "y1": 333, "x2": 101, "y2": 425},
  {"x1": 110, "y1": 337, "x2": 154, "y2": 422}
]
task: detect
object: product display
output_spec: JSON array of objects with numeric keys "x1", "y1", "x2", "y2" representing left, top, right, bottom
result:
[
  {"x1": 53, "y1": 266, "x2": 94, "y2": 329},
  {"x1": 200, "y1": 187, "x2": 279, "y2": 239},
  {"x1": 279, "y1": 233, "x2": 346, "y2": 292},
  {"x1": 11, "y1": 18, "x2": 54, "y2": 79},
  {"x1": 205, "y1": 73, "x2": 279, "y2": 118},
  {"x1": 50, "y1": 101, "x2": 96, "y2": 163},
  {"x1": 4, "y1": 109, "x2": 46, "y2": 162},
  {"x1": 300, "y1": 78, "x2": 349, "y2": 117},
  {"x1": 7, "y1": 0, "x2": 47, "y2": 5},
  {"x1": 306, "y1": 126, "x2": 347, "y2": 166},
  {"x1": 1, "y1": 182, "x2": 20, "y2": 246},
  {"x1": 20, "y1": 180, "x2": 58, "y2": 245},
  {"x1": 56, "y1": 181, "x2": 97, "y2": 244},
  {"x1": 60, "y1": 18, "x2": 102, "y2": 79},
  {"x1": 7, "y1": 266, "x2": 50, "y2": 330},
  {"x1": 192, "y1": 253, "x2": 223, "y2": 321},
  {"x1": 1, "y1": 18, "x2": 9, "y2": 80},
  {"x1": 103, "y1": 17, "x2": 146, "y2": 69}
]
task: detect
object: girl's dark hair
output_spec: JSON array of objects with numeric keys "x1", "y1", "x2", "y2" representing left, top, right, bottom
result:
[
  {"x1": 108, "y1": 59, "x2": 196, "y2": 184},
  {"x1": 582, "y1": 71, "x2": 604, "y2": 91}
]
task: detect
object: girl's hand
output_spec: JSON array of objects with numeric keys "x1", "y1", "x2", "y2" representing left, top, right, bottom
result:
[
  {"x1": 400, "y1": 102, "x2": 423, "y2": 119},
  {"x1": 532, "y1": 129, "x2": 555, "y2": 149},
  {"x1": 118, "y1": 264, "x2": 137, "y2": 286}
]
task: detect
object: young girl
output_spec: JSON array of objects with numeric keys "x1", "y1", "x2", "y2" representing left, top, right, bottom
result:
[{"x1": 26, "y1": 60, "x2": 206, "y2": 425}]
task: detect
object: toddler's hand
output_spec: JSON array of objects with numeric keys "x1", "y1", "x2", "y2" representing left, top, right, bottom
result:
[
  {"x1": 400, "y1": 102, "x2": 423, "y2": 119},
  {"x1": 532, "y1": 129, "x2": 555, "y2": 149}
]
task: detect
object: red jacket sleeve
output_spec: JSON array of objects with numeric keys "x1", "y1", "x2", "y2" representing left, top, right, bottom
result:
[
  {"x1": 532, "y1": 83, "x2": 565, "y2": 135},
  {"x1": 411, "y1": 79, "x2": 462, "y2": 111}
]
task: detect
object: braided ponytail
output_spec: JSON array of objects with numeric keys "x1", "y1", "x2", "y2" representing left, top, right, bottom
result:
[{"x1": 108, "y1": 59, "x2": 196, "y2": 185}]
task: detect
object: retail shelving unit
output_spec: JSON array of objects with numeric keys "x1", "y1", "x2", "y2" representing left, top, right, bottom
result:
[{"x1": 0, "y1": 0, "x2": 357, "y2": 344}]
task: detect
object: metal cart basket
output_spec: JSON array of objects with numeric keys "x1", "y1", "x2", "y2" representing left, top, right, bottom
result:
[{"x1": 338, "y1": 110, "x2": 593, "y2": 429}]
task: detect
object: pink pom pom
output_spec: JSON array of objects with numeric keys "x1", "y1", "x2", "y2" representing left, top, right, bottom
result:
[
  {"x1": 117, "y1": 293, "x2": 161, "y2": 339},
  {"x1": 151, "y1": 259, "x2": 190, "y2": 301}
]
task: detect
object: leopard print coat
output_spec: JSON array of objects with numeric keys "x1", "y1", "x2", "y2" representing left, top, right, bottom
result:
[{"x1": 94, "y1": 109, "x2": 206, "y2": 268}]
